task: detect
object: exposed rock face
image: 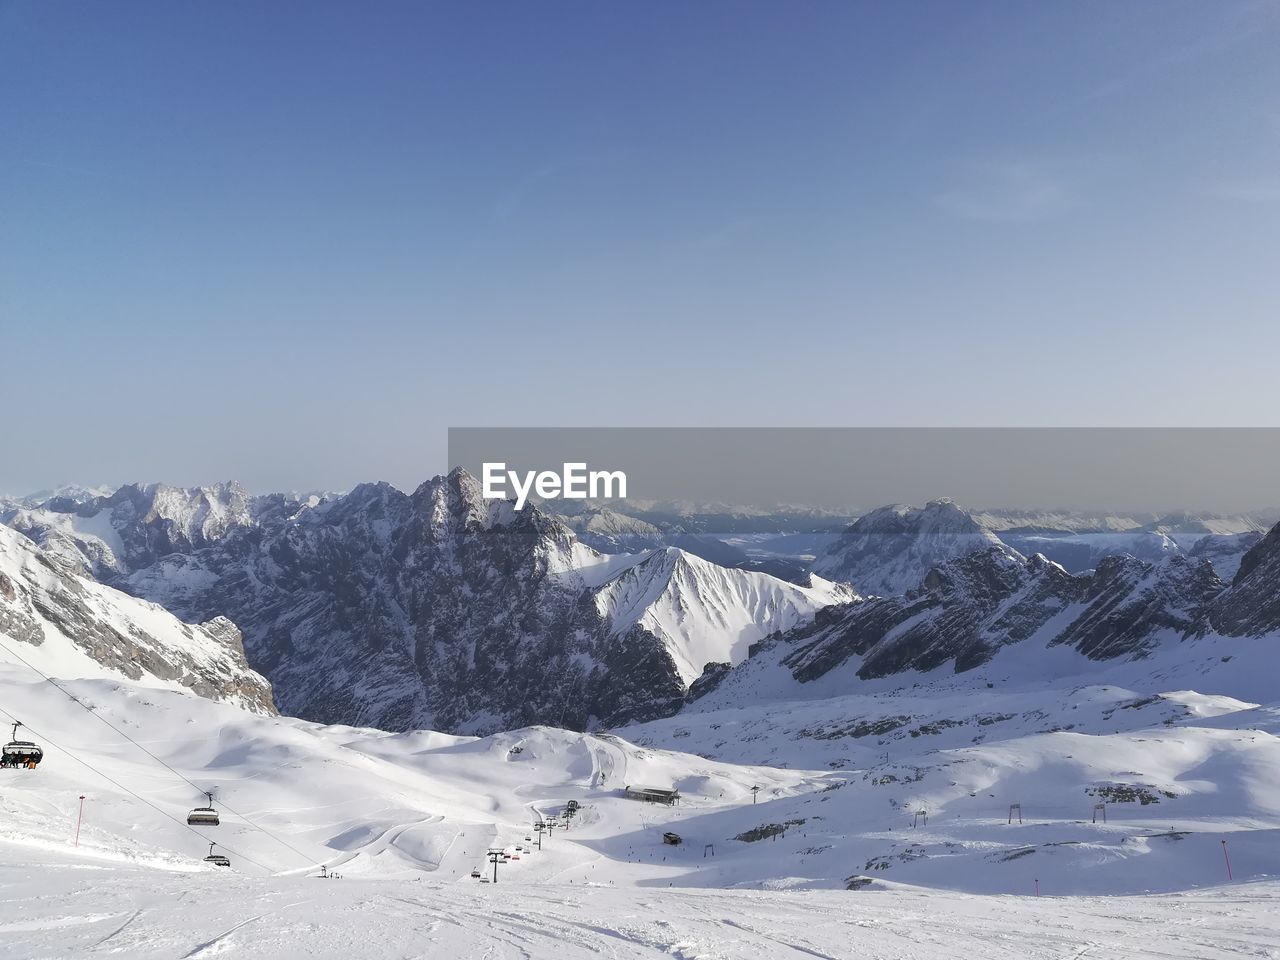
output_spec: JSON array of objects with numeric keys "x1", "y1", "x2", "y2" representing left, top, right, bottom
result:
[
  {"x1": 0, "y1": 525, "x2": 275, "y2": 715},
  {"x1": 782, "y1": 547, "x2": 1225, "y2": 684},
  {"x1": 685, "y1": 661, "x2": 732, "y2": 703},
  {"x1": 1205, "y1": 524, "x2": 1280, "y2": 637},
  {"x1": 1049, "y1": 554, "x2": 1222, "y2": 660},
  {"x1": 809, "y1": 500, "x2": 1019, "y2": 596},
  {"x1": 9, "y1": 471, "x2": 845, "y2": 735},
  {"x1": 786, "y1": 548, "x2": 1079, "y2": 681},
  {"x1": 10, "y1": 470, "x2": 1280, "y2": 734},
  {"x1": 116, "y1": 472, "x2": 692, "y2": 733}
]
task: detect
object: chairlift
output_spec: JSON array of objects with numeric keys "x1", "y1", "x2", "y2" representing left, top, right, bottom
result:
[
  {"x1": 524, "y1": 835, "x2": 532, "y2": 842},
  {"x1": 187, "y1": 791, "x2": 220, "y2": 827},
  {"x1": 470, "y1": 868, "x2": 482, "y2": 878},
  {"x1": 1, "y1": 722, "x2": 43, "y2": 768},
  {"x1": 479, "y1": 876, "x2": 491, "y2": 883},
  {"x1": 203, "y1": 842, "x2": 231, "y2": 867}
]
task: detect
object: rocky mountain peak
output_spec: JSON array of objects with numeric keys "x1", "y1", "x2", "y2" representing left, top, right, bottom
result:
[
  {"x1": 920, "y1": 543, "x2": 1027, "y2": 590},
  {"x1": 0, "y1": 525, "x2": 275, "y2": 714},
  {"x1": 1205, "y1": 520, "x2": 1280, "y2": 636},
  {"x1": 810, "y1": 499, "x2": 1018, "y2": 596}
]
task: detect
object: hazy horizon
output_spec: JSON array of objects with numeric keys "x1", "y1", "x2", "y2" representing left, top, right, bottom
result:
[
  {"x1": 7, "y1": 478, "x2": 1280, "y2": 518},
  {"x1": 9, "y1": 425, "x2": 1280, "y2": 516}
]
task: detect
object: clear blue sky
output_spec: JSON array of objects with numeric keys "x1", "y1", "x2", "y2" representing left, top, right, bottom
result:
[{"x1": 2, "y1": 1, "x2": 1278, "y2": 493}]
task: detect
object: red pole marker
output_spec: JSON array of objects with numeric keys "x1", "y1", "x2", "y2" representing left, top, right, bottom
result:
[
  {"x1": 75, "y1": 795, "x2": 86, "y2": 847},
  {"x1": 1221, "y1": 839, "x2": 1233, "y2": 881}
]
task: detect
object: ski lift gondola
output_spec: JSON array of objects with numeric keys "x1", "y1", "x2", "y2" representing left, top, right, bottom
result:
[
  {"x1": 187, "y1": 791, "x2": 220, "y2": 827},
  {"x1": 203, "y1": 842, "x2": 231, "y2": 867},
  {"x1": 1, "y1": 722, "x2": 43, "y2": 768}
]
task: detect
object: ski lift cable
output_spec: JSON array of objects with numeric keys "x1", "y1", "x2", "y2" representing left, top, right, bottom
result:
[
  {"x1": 0, "y1": 638, "x2": 318, "y2": 870},
  {"x1": 0, "y1": 700, "x2": 274, "y2": 873}
]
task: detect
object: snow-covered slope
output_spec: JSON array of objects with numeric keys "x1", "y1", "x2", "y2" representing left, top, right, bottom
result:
[
  {"x1": 8, "y1": 853, "x2": 1277, "y2": 959},
  {"x1": 0, "y1": 525, "x2": 274, "y2": 714},
  {"x1": 5, "y1": 530, "x2": 1280, "y2": 959},
  {"x1": 593, "y1": 547, "x2": 854, "y2": 684},
  {"x1": 5, "y1": 633, "x2": 1280, "y2": 898},
  {"x1": 745, "y1": 547, "x2": 1225, "y2": 688},
  {"x1": 621, "y1": 624, "x2": 1280, "y2": 900},
  {"x1": 0, "y1": 663, "x2": 821, "y2": 888},
  {"x1": 810, "y1": 499, "x2": 1020, "y2": 596},
  {"x1": 3, "y1": 614, "x2": 1280, "y2": 958}
]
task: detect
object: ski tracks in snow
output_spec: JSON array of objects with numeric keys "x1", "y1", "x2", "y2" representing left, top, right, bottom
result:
[{"x1": 182, "y1": 914, "x2": 264, "y2": 957}]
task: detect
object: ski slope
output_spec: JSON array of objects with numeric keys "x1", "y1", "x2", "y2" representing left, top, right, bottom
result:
[
  {"x1": 3, "y1": 623, "x2": 1280, "y2": 955},
  {"x1": 5, "y1": 846, "x2": 1279, "y2": 960}
]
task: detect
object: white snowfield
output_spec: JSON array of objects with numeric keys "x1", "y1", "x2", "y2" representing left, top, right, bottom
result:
[
  {"x1": 2, "y1": 638, "x2": 1279, "y2": 958},
  {"x1": 6, "y1": 849, "x2": 1278, "y2": 959},
  {"x1": 3, "y1": 508, "x2": 1280, "y2": 960}
]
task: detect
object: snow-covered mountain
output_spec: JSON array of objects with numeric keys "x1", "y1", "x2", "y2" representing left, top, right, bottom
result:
[
  {"x1": 998, "y1": 530, "x2": 1182, "y2": 573},
  {"x1": 807, "y1": 500, "x2": 1275, "y2": 589},
  {"x1": 3, "y1": 481, "x2": 258, "y2": 579},
  {"x1": 1204, "y1": 521, "x2": 1280, "y2": 638},
  {"x1": 7, "y1": 484, "x2": 1280, "y2": 957},
  {"x1": 1144, "y1": 509, "x2": 1274, "y2": 537},
  {"x1": 6, "y1": 471, "x2": 854, "y2": 734},
  {"x1": 971, "y1": 507, "x2": 1273, "y2": 537},
  {"x1": 552, "y1": 505, "x2": 667, "y2": 552},
  {"x1": 132, "y1": 472, "x2": 691, "y2": 734},
  {"x1": 809, "y1": 499, "x2": 1020, "y2": 595},
  {"x1": 687, "y1": 525, "x2": 1280, "y2": 707},
  {"x1": 592, "y1": 547, "x2": 853, "y2": 684},
  {"x1": 1184, "y1": 531, "x2": 1263, "y2": 582},
  {"x1": 0, "y1": 524, "x2": 274, "y2": 714},
  {"x1": 970, "y1": 508, "x2": 1158, "y2": 534},
  {"x1": 2, "y1": 483, "x2": 115, "y2": 510},
  {"x1": 9, "y1": 476, "x2": 1280, "y2": 738}
]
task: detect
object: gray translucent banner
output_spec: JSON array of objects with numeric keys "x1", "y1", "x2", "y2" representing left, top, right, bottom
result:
[{"x1": 448, "y1": 427, "x2": 1280, "y2": 516}]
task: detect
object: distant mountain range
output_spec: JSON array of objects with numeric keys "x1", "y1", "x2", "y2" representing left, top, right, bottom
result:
[
  {"x1": 4, "y1": 476, "x2": 1278, "y2": 735},
  {"x1": 557, "y1": 498, "x2": 1274, "y2": 584},
  {"x1": 1, "y1": 473, "x2": 844, "y2": 733}
]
